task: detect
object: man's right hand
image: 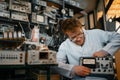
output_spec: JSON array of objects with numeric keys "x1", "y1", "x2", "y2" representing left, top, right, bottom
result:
[{"x1": 72, "y1": 65, "x2": 91, "y2": 76}]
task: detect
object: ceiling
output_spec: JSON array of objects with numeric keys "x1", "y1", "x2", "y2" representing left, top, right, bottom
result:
[
  {"x1": 106, "y1": 0, "x2": 120, "y2": 18},
  {"x1": 75, "y1": 0, "x2": 97, "y2": 13},
  {"x1": 76, "y1": 0, "x2": 120, "y2": 17}
]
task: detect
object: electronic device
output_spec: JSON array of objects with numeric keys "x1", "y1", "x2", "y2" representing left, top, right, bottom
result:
[
  {"x1": 24, "y1": 41, "x2": 40, "y2": 50},
  {"x1": 64, "y1": 0, "x2": 81, "y2": 8},
  {"x1": 31, "y1": 12, "x2": 48, "y2": 25},
  {"x1": 32, "y1": 0, "x2": 47, "y2": 6},
  {"x1": 0, "y1": 23, "x2": 22, "y2": 39},
  {"x1": 11, "y1": 12, "x2": 29, "y2": 22},
  {"x1": 0, "y1": 50, "x2": 25, "y2": 65},
  {"x1": 27, "y1": 50, "x2": 57, "y2": 65},
  {"x1": 0, "y1": 2, "x2": 8, "y2": 10},
  {"x1": 69, "y1": 9, "x2": 74, "y2": 17},
  {"x1": 9, "y1": 0, "x2": 31, "y2": 13},
  {"x1": 0, "y1": 10, "x2": 10, "y2": 18},
  {"x1": 0, "y1": 24, "x2": 14, "y2": 32},
  {"x1": 44, "y1": 6, "x2": 58, "y2": 19},
  {"x1": 79, "y1": 57, "x2": 115, "y2": 79}
]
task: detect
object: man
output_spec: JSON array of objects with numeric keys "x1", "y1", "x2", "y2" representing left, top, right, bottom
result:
[{"x1": 56, "y1": 18, "x2": 120, "y2": 80}]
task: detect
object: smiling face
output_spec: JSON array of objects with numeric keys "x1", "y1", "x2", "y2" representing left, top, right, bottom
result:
[
  {"x1": 61, "y1": 18, "x2": 85, "y2": 46},
  {"x1": 66, "y1": 27, "x2": 85, "y2": 46}
]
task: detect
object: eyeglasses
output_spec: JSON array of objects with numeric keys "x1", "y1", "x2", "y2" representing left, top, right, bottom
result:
[{"x1": 69, "y1": 31, "x2": 84, "y2": 42}]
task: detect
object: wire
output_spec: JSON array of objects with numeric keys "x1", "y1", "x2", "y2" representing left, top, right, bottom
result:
[{"x1": 18, "y1": 22, "x2": 27, "y2": 39}]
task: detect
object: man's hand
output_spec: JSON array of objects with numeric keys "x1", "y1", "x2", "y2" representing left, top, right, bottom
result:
[
  {"x1": 72, "y1": 65, "x2": 91, "y2": 76},
  {"x1": 93, "y1": 50, "x2": 109, "y2": 57}
]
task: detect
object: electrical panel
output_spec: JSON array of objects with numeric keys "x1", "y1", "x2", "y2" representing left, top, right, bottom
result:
[
  {"x1": 0, "y1": 0, "x2": 82, "y2": 66},
  {"x1": 79, "y1": 57, "x2": 115, "y2": 79},
  {"x1": 27, "y1": 50, "x2": 57, "y2": 65},
  {"x1": 0, "y1": 50, "x2": 25, "y2": 65}
]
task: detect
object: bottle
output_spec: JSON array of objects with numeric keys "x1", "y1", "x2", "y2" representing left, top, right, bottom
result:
[
  {"x1": 13, "y1": 31, "x2": 17, "y2": 40},
  {"x1": 3, "y1": 31, "x2": 8, "y2": 39},
  {"x1": 17, "y1": 31, "x2": 22, "y2": 41},
  {"x1": 31, "y1": 25, "x2": 39, "y2": 42},
  {"x1": 8, "y1": 31, "x2": 13, "y2": 40}
]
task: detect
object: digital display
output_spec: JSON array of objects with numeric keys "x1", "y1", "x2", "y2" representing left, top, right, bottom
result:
[{"x1": 39, "y1": 52, "x2": 48, "y2": 59}]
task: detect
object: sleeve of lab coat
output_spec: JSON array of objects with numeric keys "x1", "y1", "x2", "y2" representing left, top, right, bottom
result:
[
  {"x1": 97, "y1": 29, "x2": 120, "y2": 55},
  {"x1": 55, "y1": 42, "x2": 74, "y2": 78}
]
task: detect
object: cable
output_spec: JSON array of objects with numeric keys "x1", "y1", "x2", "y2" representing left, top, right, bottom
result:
[{"x1": 18, "y1": 22, "x2": 27, "y2": 40}]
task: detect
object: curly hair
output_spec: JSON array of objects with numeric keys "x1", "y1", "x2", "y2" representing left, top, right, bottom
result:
[{"x1": 61, "y1": 18, "x2": 82, "y2": 34}]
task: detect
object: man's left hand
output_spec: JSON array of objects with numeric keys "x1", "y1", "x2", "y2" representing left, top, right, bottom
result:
[{"x1": 93, "y1": 50, "x2": 109, "y2": 57}]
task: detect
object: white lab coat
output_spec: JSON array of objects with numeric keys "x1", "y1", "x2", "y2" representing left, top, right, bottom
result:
[{"x1": 56, "y1": 29, "x2": 120, "y2": 80}]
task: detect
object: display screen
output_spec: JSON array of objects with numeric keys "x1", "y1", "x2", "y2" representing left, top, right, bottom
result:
[
  {"x1": 83, "y1": 59, "x2": 95, "y2": 64},
  {"x1": 81, "y1": 57, "x2": 96, "y2": 68},
  {"x1": 39, "y1": 52, "x2": 48, "y2": 59},
  {"x1": 37, "y1": 15, "x2": 44, "y2": 23}
]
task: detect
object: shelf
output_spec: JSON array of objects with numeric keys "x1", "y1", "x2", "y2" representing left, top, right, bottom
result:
[
  {"x1": 65, "y1": 3, "x2": 83, "y2": 14},
  {"x1": 0, "y1": 38, "x2": 25, "y2": 42},
  {"x1": 47, "y1": 0, "x2": 63, "y2": 6},
  {"x1": 0, "y1": 64, "x2": 58, "y2": 69},
  {"x1": 0, "y1": 17, "x2": 29, "y2": 25}
]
